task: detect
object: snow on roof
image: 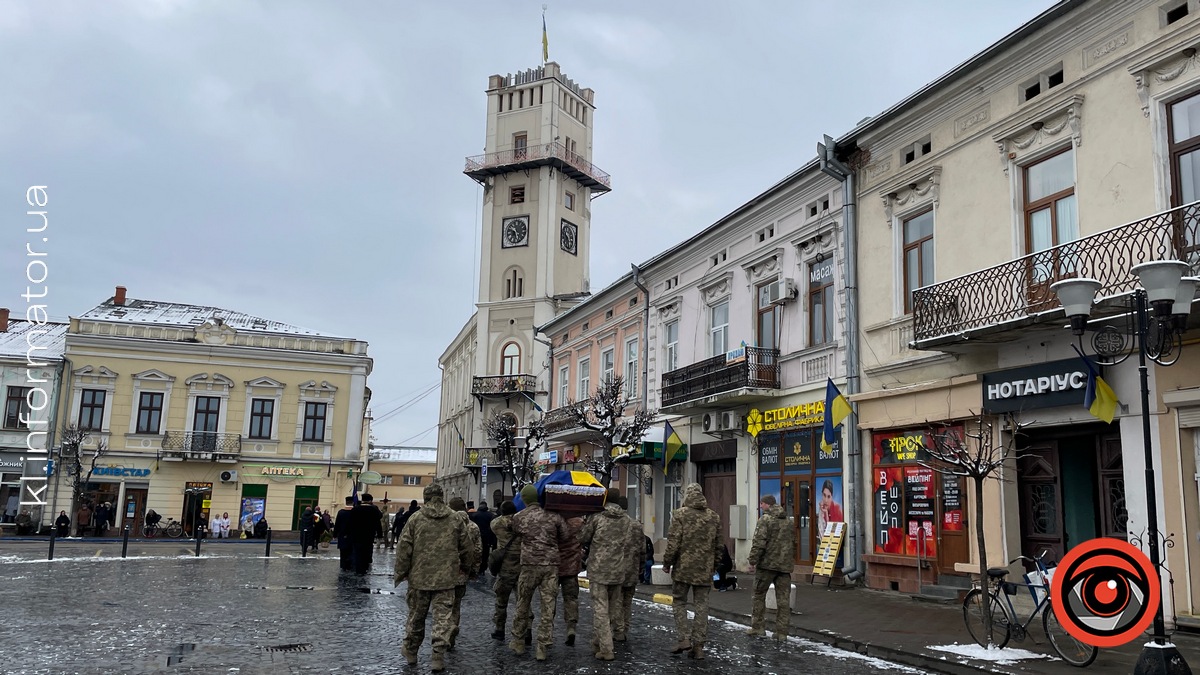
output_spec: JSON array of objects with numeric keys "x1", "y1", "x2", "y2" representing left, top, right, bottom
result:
[
  {"x1": 368, "y1": 446, "x2": 437, "y2": 464},
  {"x1": 0, "y1": 320, "x2": 68, "y2": 360},
  {"x1": 79, "y1": 297, "x2": 351, "y2": 339}
]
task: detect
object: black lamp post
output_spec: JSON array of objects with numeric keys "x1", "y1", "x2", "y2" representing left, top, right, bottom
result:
[{"x1": 1051, "y1": 261, "x2": 1196, "y2": 675}]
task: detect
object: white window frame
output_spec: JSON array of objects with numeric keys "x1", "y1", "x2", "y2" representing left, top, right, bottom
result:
[
  {"x1": 601, "y1": 348, "x2": 615, "y2": 384},
  {"x1": 558, "y1": 365, "x2": 569, "y2": 407},
  {"x1": 295, "y1": 380, "x2": 337, "y2": 459},
  {"x1": 128, "y1": 369, "x2": 175, "y2": 436},
  {"x1": 664, "y1": 320, "x2": 679, "y2": 373},
  {"x1": 624, "y1": 337, "x2": 639, "y2": 398},
  {"x1": 242, "y1": 377, "x2": 284, "y2": 442},
  {"x1": 500, "y1": 342, "x2": 521, "y2": 376},
  {"x1": 182, "y1": 372, "x2": 233, "y2": 437},
  {"x1": 578, "y1": 357, "x2": 591, "y2": 400},
  {"x1": 710, "y1": 301, "x2": 729, "y2": 356}
]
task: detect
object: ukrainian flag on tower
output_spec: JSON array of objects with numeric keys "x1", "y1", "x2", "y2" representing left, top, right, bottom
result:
[
  {"x1": 821, "y1": 378, "x2": 851, "y2": 454},
  {"x1": 542, "y1": 9, "x2": 549, "y2": 63}
]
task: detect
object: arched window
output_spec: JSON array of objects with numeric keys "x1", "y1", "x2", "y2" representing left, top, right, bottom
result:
[{"x1": 500, "y1": 342, "x2": 521, "y2": 375}]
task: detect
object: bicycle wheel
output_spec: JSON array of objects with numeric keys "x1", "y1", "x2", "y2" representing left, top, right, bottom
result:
[
  {"x1": 1043, "y1": 604, "x2": 1098, "y2": 667},
  {"x1": 142, "y1": 524, "x2": 158, "y2": 538},
  {"x1": 963, "y1": 588, "x2": 1011, "y2": 649},
  {"x1": 164, "y1": 521, "x2": 184, "y2": 538}
]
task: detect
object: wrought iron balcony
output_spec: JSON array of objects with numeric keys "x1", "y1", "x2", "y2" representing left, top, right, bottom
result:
[
  {"x1": 660, "y1": 347, "x2": 781, "y2": 410},
  {"x1": 160, "y1": 431, "x2": 241, "y2": 462},
  {"x1": 464, "y1": 141, "x2": 612, "y2": 193},
  {"x1": 543, "y1": 406, "x2": 577, "y2": 435},
  {"x1": 463, "y1": 446, "x2": 498, "y2": 469},
  {"x1": 471, "y1": 374, "x2": 537, "y2": 398},
  {"x1": 911, "y1": 201, "x2": 1200, "y2": 347}
]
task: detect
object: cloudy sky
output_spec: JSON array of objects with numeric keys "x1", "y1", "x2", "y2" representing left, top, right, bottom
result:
[{"x1": 1, "y1": 0, "x2": 1056, "y2": 445}]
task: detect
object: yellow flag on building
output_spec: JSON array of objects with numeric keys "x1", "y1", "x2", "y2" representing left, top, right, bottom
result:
[{"x1": 662, "y1": 420, "x2": 684, "y2": 475}]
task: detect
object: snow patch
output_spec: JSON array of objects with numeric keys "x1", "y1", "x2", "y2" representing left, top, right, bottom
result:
[{"x1": 928, "y1": 643, "x2": 1051, "y2": 664}]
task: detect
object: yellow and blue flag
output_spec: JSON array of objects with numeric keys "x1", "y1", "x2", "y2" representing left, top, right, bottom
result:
[
  {"x1": 1075, "y1": 349, "x2": 1118, "y2": 424},
  {"x1": 821, "y1": 378, "x2": 851, "y2": 454},
  {"x1": 542, "y1": 13, "x2": 549, "y2": 63},
  {"x1": 663, "y1": 420, "x2": 684, "y2": 475}
]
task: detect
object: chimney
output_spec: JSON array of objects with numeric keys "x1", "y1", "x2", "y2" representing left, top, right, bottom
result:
[
  {"x1": 0, "y1": 308, "x2": 8, "y2": 332},
  {"x1": 114, "y1": 286, "x2": 127, "y2": 305}
]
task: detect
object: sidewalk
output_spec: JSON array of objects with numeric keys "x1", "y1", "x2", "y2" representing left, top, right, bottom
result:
[{"x1": 634, "y1": 579, "x2": 1199, "y2": 675}]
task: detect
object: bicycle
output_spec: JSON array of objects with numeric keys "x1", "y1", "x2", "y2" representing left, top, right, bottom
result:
[
  {"x1": 142, "y1": 517, "x2": 184, "y2": 539},
  {"x1": 962, "y1": 551, "x2": 1098, "y2": 667}
]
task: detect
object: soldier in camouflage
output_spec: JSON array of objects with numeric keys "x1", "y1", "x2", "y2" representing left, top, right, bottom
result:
[
  {"x1": 489, "y1": 500, "x2": 522, "y2": 641},
  {"x1": 393, "y1": 483, "x2": 477, "y2": 673},
  {"x1": 613, "y1": 495, "x2": 644, "y2": 643},
  {"x1": 448, "y1": 496, "x2": 483, "y2": 650},
  {"x1": 578, "y1": 488, "x2": 631, "y2": 661},
  {"x1": 661, "y1": 483, "x2": 722, "y2": 660},
  {"x1": 556, "y1": 514, "x2": 584, "y2": 645},
  {"x1": 747, "y1": 494, "x2": 794, "y2": 641},
  {"x1": 510, "y1": 484, "x2": 569, "y2": 661}
]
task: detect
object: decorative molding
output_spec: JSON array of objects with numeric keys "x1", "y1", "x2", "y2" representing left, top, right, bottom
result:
[
  {"x1": 795, "y1": 230, "x2": 836, "y2": 257},
  {"x1": 656, "y1": 296, "x2": 682, "y2": 320},
  {"x1": 131, "y1": 368, "x2": 174, "y2": 382},
  {"x1": 299, "y1": 379, "x2": 338, "y2": 395},
  {"x1": 954, "y1": 104, "x2": 990, "y2": 139},
  {"x1": 73, "y1": 365, "x2": 118, "y2": 380},
  {"x1": 185, "y1": 372, "x2": 234, "y2": 389},
  {"x1": 993, "y1": 94, "x2": 1083, "y2": 174},
  {"x1": 194, "y1": 317, "x2": 236, "y2": 346},
  {"x1": 246, "y1": 376, "x2": 286, "y2": 390},
  {"x1": 698, "y1": 271, "x2": 734, "y2": 304},
  {"x1": 863, "y1": 159, "x2": 893, "y2": 188},
  {"x1": 741, "y1": 247, "x2": 784, "y2": 282},
  {"x1": 879, "y1": 166, "x2": 942, "y2": 228},
  {"x1": 1083, "y1": 24, "x2": 1131, "y2": 70}
]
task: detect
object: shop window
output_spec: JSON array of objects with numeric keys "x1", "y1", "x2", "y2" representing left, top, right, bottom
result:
[
  {"x1": 871, "y1": 427, "x2": 965, "y2": 558},
  {"x1": 756, "y1": 416, "x2": 844, "y2": 566}
]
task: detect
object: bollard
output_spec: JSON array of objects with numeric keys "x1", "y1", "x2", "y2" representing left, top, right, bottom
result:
[
  {"x1": 264, "y1": 528, "x2": 272, "y2": 557},
  {"x1": 121, "y1": 525, "x2": 130, "y2": 558},
  {"x1": 194, "y1": 527, "x2": 203, "y2": 557},
  {"x1": 301, "y1": 531, "x2": 307, "y2": 558},
  {"x1": 47, "y1": 531, "x2": 55, "y2": 561}
]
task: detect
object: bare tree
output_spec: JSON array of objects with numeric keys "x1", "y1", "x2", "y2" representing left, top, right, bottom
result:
[
  {"x1": 563, "y1": 375, "x2": 656, "y2": 487},
  {"x1": 60, "y1": 424, "x2": 109, "y2": 517},
  {"x1": 482, "y1": 411, "x2": 540, "y2": 498},
  {"x1": 921, "y1": 412, "x2": 1027, "y2": 649}
]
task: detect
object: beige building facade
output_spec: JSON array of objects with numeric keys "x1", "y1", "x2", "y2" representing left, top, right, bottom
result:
[{"x1": 366, "y1": 445, "x2": 436, "y2": 512}]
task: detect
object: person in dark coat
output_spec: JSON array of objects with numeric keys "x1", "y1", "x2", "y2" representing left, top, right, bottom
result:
[
  {"x1": 253, "y1": 517, "x2": 269, "y2": 538},
  {"x1": 469, "y1": 502, "x2": 497, "y2": 576},
  {"x1": 55, "y1": 510, "x2": 71, "y2": 537},
  {"x1": 714, "y1": 544, "x2": 736, "y2": 591},
  {"x1": 333, "y1": 496, "x2": 356, "y2": 571},
  {"x1": 393, "y1": 500, "x2": 418, "y2": 539},
  {"x1": 93, "y1": 502, "x2": 112, "y2": 537},
  {"x1": 350, "y1": 493, "x2": 383, "y2": 574},
  {"x1": 299, "y1": 507, "x2": 316, "y2": 555}
]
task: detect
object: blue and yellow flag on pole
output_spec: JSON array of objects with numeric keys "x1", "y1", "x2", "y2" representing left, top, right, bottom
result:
[
  {"x1": 662, "y1": 420, "x2": 684, "y2": 475},
  {"x1": 821, "y1": 378, "x2": 851, "y2": 454},
  {"x1": 1073, "y1": 346, "x2": 1118, "y2": 424},
  {"x1": 542, "y1": 12, "x2": 549, "y2": 63}
]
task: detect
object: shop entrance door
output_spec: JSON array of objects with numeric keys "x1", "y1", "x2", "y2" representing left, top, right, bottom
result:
[
  {"x1": 182, "y1": 482, "x2": 212, "y2": 537},
  {"x1": 701, "y1": 469, "x2": 736, "y2": 555},
  {"x1": 937, "y1": 474, "x2": 970, "y2": 572},
  {"x1": 291, "y1": 485, "x2": 320, "y2": 530},
  {"x1": 783, "y1": 477, "x2": 813, "y2": 565},
  {"x1": 1017, "y1": 442, "x2": 1066, "y2": 564},
  {"x1": 123, "y1": 488, "x2": 148, "y2": 536}
]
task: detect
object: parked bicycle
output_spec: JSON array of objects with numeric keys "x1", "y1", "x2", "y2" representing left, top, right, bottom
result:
[
  {"x1": 962, "y1": 550, "x2": 1098, "y2": 667},
  {"x1": 141, "y1": 510, "x2": 184, "y2": 539}
]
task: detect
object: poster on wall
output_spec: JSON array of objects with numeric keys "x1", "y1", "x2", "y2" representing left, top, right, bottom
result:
[
  {"x1": 874, "y1": 467, "x2": 905, "y2": 554},
  {"x1": 758, "y1": 436, "x2": 781, "y2": 476},
  {"x1": 815, "y1": 475, "x2": 844, "y2": 535},
  {"x1": 904, "y1": 466, "x2": 937, "y2": 558},
  {"x1": 782, "y1": 430, "x2": 813, "y2": 473},
  {"x1": 240, "y1": 497, "x2": 266, "y2": 532},
  {"x1": 941, "y1": 475, "x2": 964, "y2": 532},
  {"x1": 872, "y1": 429, "x2": 930, "y2": 465},
  {"x1": 758, "y1": 478, "x2": 781, "y2": 515}
]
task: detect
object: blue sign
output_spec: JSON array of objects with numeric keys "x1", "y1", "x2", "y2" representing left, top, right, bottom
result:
[{"x1": 93, "y1": 467, "x2": 151, "y2": 477}]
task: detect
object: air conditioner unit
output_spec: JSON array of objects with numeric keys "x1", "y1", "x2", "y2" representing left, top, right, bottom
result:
[
  {"x1": 219, "y1": 470, "x2": 238, "y2": 483},
  {"x1": 702, "y1": 412, "x2": 717, "y2": 432},
  {"x1": 767, "y1": 278, "x2": 797, "y2": 305},
  {"x1": 721, "y1": 411, "x2": 742, "y2": 432}
]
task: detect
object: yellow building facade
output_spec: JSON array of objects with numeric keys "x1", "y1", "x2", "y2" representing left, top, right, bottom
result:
[{"x1": 48, "y1": 288, "x2": 372, "y2": 536}]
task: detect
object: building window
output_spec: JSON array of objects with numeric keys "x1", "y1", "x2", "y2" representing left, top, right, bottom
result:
[
  {"x1": 903, "y1": 135, "x2": 933, "y2": 165},
  {"x1": 558, "y1": 365, "x2": 569, "y2": 406},
  {"x1": 624, "y1": 337, "x2": 639, "y2": 397},
  {"x1": 1021, "y1": 63, "x2": 1064, "y2": 103},
  {"x1": 1023, "y1": 148, "x2": 1077, "y2": 269},
  {"x1": 578, "y1": 357, "x2": 591, "y2": 399},
  {"x1": 564, "y1": 191, "x2": 575, "y2": 211},
  {"x1": 302, "y1": 402, "x2": 327, "y2": 442},
  {"x1": 500, "y1": 342, "x2": 521, "y2": 376},
  {"x1": 809, "y1": 257, "x2": 835, "y2": 346},
  {"x1": 504, "y1": 268, "x2": 525, "y2": 299},
  {"x1": 510, "y1": 185, "x2": 525, "y2": 204},
  {"x1": 248, "y1": 398, "x2": 275, "y2": 439},
  {"x1": 710, "y1": 250, "x2": 728, "y2": 267},
  {"x1": 1166, "y1": 2, "x2": 1189, "y2": 24},
  {"x1": 3, "y1": 386, "x2": 31, "y2": 430},
  {"x1": 1169, "y1": 92, "x2": 1200, "y2": 208},
  {"x1": 135, "y1": 392, "x2": 164, "y2": 435},
  {"x1": 78, "y1": 389, "x2": 106, "y2": 431},
  {"x1": 403, "y1": 475, "x2": 421, "y2": 486},
  {"x1": 601, "y1": 348, "x2": 615, "y2": 383},
  {"x1": 757, "y1": 282, "x2": 780, "y2": 352},
  {"x1": 664, "y1": 321, "x2": 679, "y2": 372},
  {"x1": 513, "y1": 133, "x2": 528, "y2": 160},
  {"x1": 902, "y1": 209, "x2": 935, "y2": 314},
  {"x1": 710, "y1": 301, "x2": 729, "y2": 356}
]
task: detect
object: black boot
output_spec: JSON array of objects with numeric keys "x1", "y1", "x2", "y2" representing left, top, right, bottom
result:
[
  {"x1": 491, "y1": 629, "x2": 505, "y2": 641},
  {"x1": 525, "y1": 629, "x2": 533, "y2": 646}
]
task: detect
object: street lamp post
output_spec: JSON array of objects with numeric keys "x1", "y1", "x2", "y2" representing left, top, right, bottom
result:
[{"x1": 1051, "y1": 261, "x2": 1196, "y2": 675}]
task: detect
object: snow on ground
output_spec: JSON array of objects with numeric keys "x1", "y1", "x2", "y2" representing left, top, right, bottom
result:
[{"x1": 928, "y1": 642, "x2": 1052, "y2": 664}]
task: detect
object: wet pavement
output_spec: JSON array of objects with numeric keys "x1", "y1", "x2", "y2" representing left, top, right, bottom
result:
[{"x1": 0, "y1": 541, "x2": 929, "y2": 674}]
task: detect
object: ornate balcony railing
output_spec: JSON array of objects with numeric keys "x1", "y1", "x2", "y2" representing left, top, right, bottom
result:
[
  {"x1": 161, "y1": 431, "x2": 241, "y2": 461},
  {"x1": 463, "y1": 446, "x2": 498, "y2": 468},
  {"x1": 912, "y1": 201, "x2": 1200, "y2": 345},
  {"x1": 464, "y1": 141, "x2": 612, "y2": 193},
  {"x1": 471, "y1": 374, "x2": 538, "y2": 397},
  {"x1": 543, "y1": 405, "x2": 579, "y2": 435},
  {"x1": 660, "y1": 347, "x2": 780, "y2": 409}
]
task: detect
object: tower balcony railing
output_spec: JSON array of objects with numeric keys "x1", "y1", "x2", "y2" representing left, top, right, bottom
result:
[
  {"x1": 911, "y1": 201, "x2": 1200, "y2": 347},
  {"x1": 660, "y1": 347, "x2": 781, "y2": 410},
  {"x1": 464, "y1": 141, "x2": 611, "y2": 193},
  {"x1": 471, "y1": 374, "x2": 538, "y2": 397},
  {"x1": 160, "y1": 431, "x2": 241, "y2": 462}
]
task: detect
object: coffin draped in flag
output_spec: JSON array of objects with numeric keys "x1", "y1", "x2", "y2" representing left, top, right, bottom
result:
[{"x1": 512, "y1": 470, "x2": 606, "y2": 516}]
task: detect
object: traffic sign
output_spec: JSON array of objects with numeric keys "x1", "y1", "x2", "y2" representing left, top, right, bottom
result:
[{"x1": 481, "y1": 457, "x2": 488, "y2": 478}]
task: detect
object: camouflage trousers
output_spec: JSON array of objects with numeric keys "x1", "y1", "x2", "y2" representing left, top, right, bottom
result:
[
  {"x1": 590, "y1": 583, "x2": 622, "y2": 658},
  {"x1": 450, "y1": 584, "x2": 466, "y2": 644},
  {"x1": 671, "y1": 581, "x2": 712, "y2": 644},
  {"x1": 404, "y1": 587, "x2": 455, "y2": 655},
  {"x1": 557, "y1": 575, "x2": 579, "y2": 630},
  {"x1": 751, "y1": 570, "x2": 791, "y2": 636},
  {"x1": 610, "y1": 584, "x2": 635, "y2": 638},
  {"x1": 492, "y1": 571, "x2": 520, "y2": 633},
  {"x1": 512, "y1": 565, "x2": 558, "y2": 649}
]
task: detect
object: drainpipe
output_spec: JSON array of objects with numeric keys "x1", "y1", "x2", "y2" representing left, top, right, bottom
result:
[
  {"x1": 631, "y1": 264, "x2": 650, "y2": 410},
  {"x1": 819, "y1": 135, "x2": 864, "y2": 583}
]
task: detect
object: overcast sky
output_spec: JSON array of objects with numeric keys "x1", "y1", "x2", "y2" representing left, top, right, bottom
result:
[{"x1": 0, "y1": 0, "x2": 1057, "y2": 445}]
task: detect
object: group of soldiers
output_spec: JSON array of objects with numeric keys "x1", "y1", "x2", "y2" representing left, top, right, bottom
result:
[{"x1": 393, "y1": 480, "x2": 796, "y2": 672}]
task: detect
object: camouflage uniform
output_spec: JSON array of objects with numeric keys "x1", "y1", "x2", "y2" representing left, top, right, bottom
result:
[
  {"x1": 661, "y1": 483, "x2": 722, "y2": 657},
  {"x1": 579, "y1": 502, "x2": 632, "y2": 660},
  {"x1": 490, "y1": 513, "x2": 523, "y2": 635},
  {"x1": 393, "y1": 484, "x2": 476, "y2": 670},
  {"x1": 615, "y1": 510, "x2": 646, "y2": 642},
  {"x1": 556, "y1": 516, "x2": 584, "y2": 641},
  {"x1": 511, "y1": 499, "x2": 568, "y2": 658},
  {"x1": 748, "y1": 502, "x2": 794, "y2": 639},
  {"x1": 448, "y1": 500, "x2": 483, "y2": 649}
]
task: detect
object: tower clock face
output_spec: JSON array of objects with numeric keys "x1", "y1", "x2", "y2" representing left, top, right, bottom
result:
[
  {"x1": 560, "y1": 220, "x2": 578, "y2": 255},
  {"x1": 502, "y1": 216, "x2": 529, "y2": 248}
]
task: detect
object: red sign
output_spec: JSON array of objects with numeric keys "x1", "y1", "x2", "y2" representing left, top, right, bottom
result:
[{"x1": 1050, "y1": 538, "x2": 1160, "y2": 648}]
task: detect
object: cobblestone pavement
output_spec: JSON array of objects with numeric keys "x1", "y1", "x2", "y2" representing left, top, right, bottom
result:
[{"x1": 0, "y1": 542, "x2": 930, "y2": 674}]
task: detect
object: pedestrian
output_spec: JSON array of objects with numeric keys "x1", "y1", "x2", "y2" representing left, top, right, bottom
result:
[
  {"x1": 334, "y1": 496, "x2": 356, "y2": 571},
  {"x1": 379, "y1": 506, "x2": 393, "y2": 550},
  {"x1": 14, "y1": 508, "x2": 33, "y2": 535},
  {"x1": 614, "y1": 496, "x2": 644, "y2": 643},
  {"x1": 94, "y1": 502, "x2": 112, "y2": 537},
  {"x1": 253, "y1": 517, "x2": 269, "y2": 538},
  {"x1": 313, "y1": 507, "x2": 328, "y2": 547},
  {"x1": 55, "y1": 510, "x2": 71, "y2": 537},
  {"x1": 661, "y1": 483, "x2": 722, "y2": 660},
  {"x1": 510, "y1": 483, "x2": 568, "y2": 661},
  {"x1": 469, "y1": 502, "x2": 496, "y2": 576},
  {"x1": 350, "y1": 493, "x2": 383, "y2": 574},
  {"x1": 714, "y1": 544, "x2": 736, "y2": 590},
  {"x1": 211, "y1": 512, "x2": 231, "y2": 539},
  {"x1": 394, "y1": 483, "x2": 476, "y2": 673},
  {"x1": 641, "y1": 534, "x2": 655, "y2": 584},
  {"x1": 393, "y1": 499, "x2": 418, "y2": 541},
  {"x1": 489, "y1": 500, "x2": 522, "y2": 641},
  {"x1": 448, "y1": 496, "x2": 482, "y2": 650},
  {"x1": 578, "y1": 488, "x2": 633, "y2": 661},
  {"x1": 556, "y1": 514, "x2": 584, "y2": 646},
  {"x1": 747, "y1": 494, "x2": 794, "y2": 641},
  {"x1": 76, "y1": 503, "x2": 93, "y2": 537},
  {"x1": 299, "y1": 506, "x2": 316, "y2": 555}
]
